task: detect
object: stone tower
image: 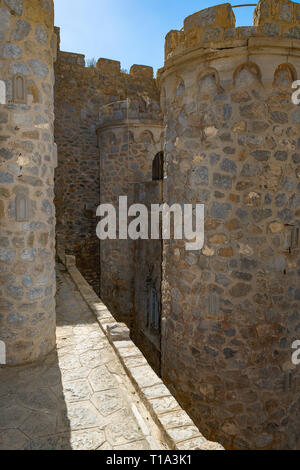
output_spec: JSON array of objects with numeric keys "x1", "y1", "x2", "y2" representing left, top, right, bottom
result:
[
  {"x1": 96, "y1": 67, "x2": 163, "y2": 328},
  {"x1": 0, "y1": 0, "x2": 56, "y2": 365},
  {"x1": 159, "y1": 0, "x2": 300, "y2": 449}
]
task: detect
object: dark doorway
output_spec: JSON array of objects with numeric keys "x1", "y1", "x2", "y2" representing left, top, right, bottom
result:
[{"x1": 152, "y1": 151, "x2": 164, "y2": 181}]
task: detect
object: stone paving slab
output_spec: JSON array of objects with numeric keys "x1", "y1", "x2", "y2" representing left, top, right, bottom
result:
[
  {"x1": 0, "y1": 265, "x2": 165, "y2": 450},
  {"x1": 63, "y1": 255, "x2": 224, "y2": 451}
]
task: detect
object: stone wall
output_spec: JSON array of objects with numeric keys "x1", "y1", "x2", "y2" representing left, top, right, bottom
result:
[
  {"x1": 54, "y1": 43, "x2": 100, "y2": 293},
  {"x1": 133, "y1": 180, "x2": 163, "y2": 375},
  {"x1": 159, "y1": 0, "x2": 300, "y2": 450},
  {"x1": 96, "y1": 102, "x2": 163, "y2": 327},
  {"x1": 54, "y1": 49, "x2": 162, "y2": 295},
  {"x1": 0, "y1": 0, "x2": 56, "y2": 365}
]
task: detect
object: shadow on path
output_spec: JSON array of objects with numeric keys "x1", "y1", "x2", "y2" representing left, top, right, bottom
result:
[{"x1": 0, "y1": 264, "x2": 158, "y2": 450}]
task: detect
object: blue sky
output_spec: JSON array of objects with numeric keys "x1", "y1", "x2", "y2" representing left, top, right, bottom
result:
[{"x1": 54, "y1": 1, "x2": 269, "y2": 73}]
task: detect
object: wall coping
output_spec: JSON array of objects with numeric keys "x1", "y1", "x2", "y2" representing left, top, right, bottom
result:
[
  {"x1": 58, "y1": 253, "x2": 224, "y2": 451},
  {"x1": 96, "y1": 120, "x2": 163, "y2": 134},
  {"x1": 97, "y1": 99, "x2": 162, "y2": 129}
]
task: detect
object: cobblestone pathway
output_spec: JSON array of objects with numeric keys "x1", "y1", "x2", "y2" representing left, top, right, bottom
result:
[{"x1": 0, "y1": 265, "x2": 166, "y2": 450}]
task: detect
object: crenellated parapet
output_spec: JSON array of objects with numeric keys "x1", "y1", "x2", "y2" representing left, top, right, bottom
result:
[
  {"x1": 159, "y1": 1, "x2": 300, "y2": 115},
  {"x1": 96, "y1": 58, "x2": 155, "y2": 80},
  {"x1": 254, "y1": 0, "x2": 300, "y2": 32},
  {"x1": 163, "y1": 0, "x2": 300, "y2": 63}
]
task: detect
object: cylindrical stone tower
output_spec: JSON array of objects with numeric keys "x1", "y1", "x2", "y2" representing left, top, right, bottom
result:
[
  {"x1": 96, "y1": 78, "x2": 163, "y2": 328},
  {"x1": 159, "y1": 0, "x2": 300, "y2": 449},
  {"x1": 0, "y1": 0, "x2": 56, "y2": 365}
]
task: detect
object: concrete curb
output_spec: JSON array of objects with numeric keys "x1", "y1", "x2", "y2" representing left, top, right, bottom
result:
[{"x1": 59, "y1": 254, "x2": 224, "y2": 451}]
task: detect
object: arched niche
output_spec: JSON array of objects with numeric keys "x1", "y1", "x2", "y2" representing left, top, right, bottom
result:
[
  {"x1": 273, "y1": 63, "x2": 297, "y2": 89},
  {"x1": 0, "y1": 80, "x2": 6, "y2": 105},
  {"x1": 233, "y1": 62, "x2": 261, "y2": 88},
  {"x1": 140, "y1": 130, "x2": 154, "y2": 144},
  {"x1": 198, "y1": 68, "x2": 223, "y2": 96},
  {"x1": 122, "y1": 130, "x2": 134, "y2": 144},
  {"x1": 15, "y1": 193, "x2": 29, "y2": 222},
  {"x1": 13, "y1": 74, "x2": 27, "y2": 104}
]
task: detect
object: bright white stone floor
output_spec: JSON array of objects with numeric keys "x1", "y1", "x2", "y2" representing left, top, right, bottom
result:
[{"x1": 0, "y1": 265, "x2": 166, "y2": 450}]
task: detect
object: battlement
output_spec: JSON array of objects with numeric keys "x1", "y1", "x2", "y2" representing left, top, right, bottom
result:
[
  {"x1": 130, "y1": 64, "x2": 154, "y2": 79},
  {"x1": 164, "y1": 0, "x2": 300, "y2": 63},
  {"x1": 57, "y1": 50, "x2": 86, "y2": 66},
  {"x1": 54, "y1": 26, "x2": 154, "y2": 80},
  {"x1": 96, "y1": 59, "x2": 154, "y2": 79},
  {"x1": 57, "y1": 53, "x2": 155, "y2": 79},
  {"x1": 97, "y1": 58, "x2": 121, "y2": 75}
]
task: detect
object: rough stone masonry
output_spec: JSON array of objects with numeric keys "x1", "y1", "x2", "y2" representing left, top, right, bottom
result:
[
  {"x1": 53, "y1": 0, "x2": 300, "y2": 450},
  {"x1": 158, "y1": 0, "x2": 300, "y2": 450},
  {"x1": 1, "y1": 0, "x2": 300, "y2": 451},
  {"x1": 0, "y1": 0, "x2": 56, "y2": 365}
]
